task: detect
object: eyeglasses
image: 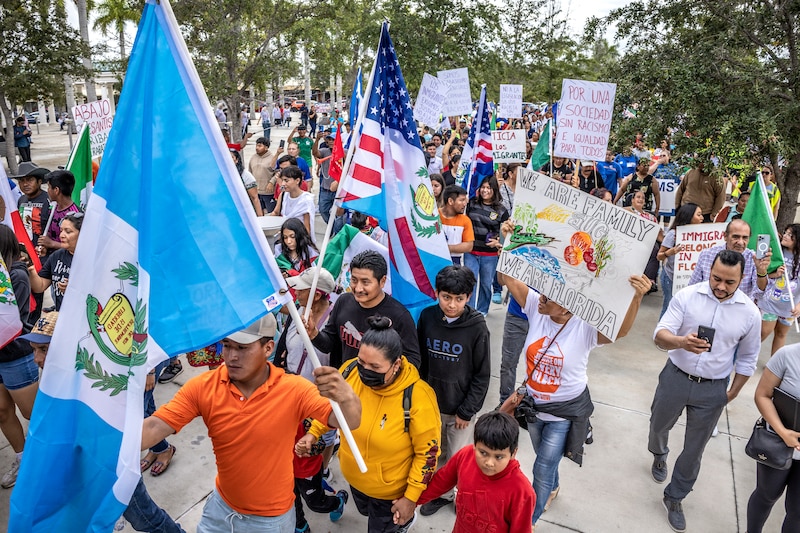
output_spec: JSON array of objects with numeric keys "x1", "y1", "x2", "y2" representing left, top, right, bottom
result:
[{"x1": 762, "y1": 170, "x2": 771, "y2": 175}]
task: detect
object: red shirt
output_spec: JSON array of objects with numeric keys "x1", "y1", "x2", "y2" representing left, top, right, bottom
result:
[{"x1": 418, "y1": 445, "x2": 535, "y2": 533}]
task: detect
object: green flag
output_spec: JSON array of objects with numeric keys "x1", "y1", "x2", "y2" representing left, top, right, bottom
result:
[
  {"x1": 66, "y1": 124, "x2": 93, "y2": 209},
  {"x1": 528, "y1": 121, "x2": 550, "y2": 171},
  {"x1": 742, "y1": 173, "x2": 784, "y2": 273}
]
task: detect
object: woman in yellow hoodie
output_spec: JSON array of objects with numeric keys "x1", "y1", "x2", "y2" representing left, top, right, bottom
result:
[{"x1": 338, "y1": 315, "x2": 441, "y2": 532}]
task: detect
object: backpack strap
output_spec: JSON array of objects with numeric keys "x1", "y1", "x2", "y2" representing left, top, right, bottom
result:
[
  {"x1": 341, "y1": 359, "x2": 358, "y2": 379},
  {"x1": 403, "y1": 383, "x2": 414, "y2": 433}
]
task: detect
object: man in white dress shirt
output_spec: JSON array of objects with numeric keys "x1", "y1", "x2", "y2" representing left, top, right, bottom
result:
[{"x1": 649, "y1": 249, "x2": 761, "y2": 532}]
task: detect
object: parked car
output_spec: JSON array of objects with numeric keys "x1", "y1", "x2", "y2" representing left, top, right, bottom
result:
[{"x1": 25, "y1": 112, "x2": 37, "y2": 124}]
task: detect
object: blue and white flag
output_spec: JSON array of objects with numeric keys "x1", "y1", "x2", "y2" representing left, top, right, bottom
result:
[
  {"x1": 346, "y1": 67, "x2": 363, "y2": 151},
  {"x1": 9, "y1": 0, "x2": 289, "y2": 530},
  {"x1": 337, "y1": 23, "x2": 451, "y2": 320},
  {"x1": 457, "y1": 85, "x2": 493, "y2": 199}
]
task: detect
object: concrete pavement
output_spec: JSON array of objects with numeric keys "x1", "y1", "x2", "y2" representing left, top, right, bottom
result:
[{"x1": 0, "y1": 120, "x2": 795, "y2": 532}]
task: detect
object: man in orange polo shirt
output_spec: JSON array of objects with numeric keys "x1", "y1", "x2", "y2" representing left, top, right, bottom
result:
[{"x1": 141, "y1": 314, "x2": 361, "y2": 532}]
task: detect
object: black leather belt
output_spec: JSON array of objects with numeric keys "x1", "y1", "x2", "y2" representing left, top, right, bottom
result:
[{"x1": 675, "y1": 366, "x2": 713, "y2": 383}]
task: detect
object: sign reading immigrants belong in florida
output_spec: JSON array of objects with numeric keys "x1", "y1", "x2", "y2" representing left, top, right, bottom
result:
[{"x1": 497, "y1": 171, "x2": 660, "y2": 340}]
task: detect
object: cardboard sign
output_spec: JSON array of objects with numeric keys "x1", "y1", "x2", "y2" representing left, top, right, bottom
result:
[
  {"x1": 554, "y1": 79, "x2": 616, "y2": 160},
  {"x1": 414, "y1": 73, "x2": 448, "y2": 127},
  {"x1": 72, "y1": 99, "x2": 114, "y2": 158},
  {"x1": 499, "y1": 84, "x2": 523, "y2": 118},
  {"x1": 491, "y1": 129, "x2": 526, "y2": 163},
  {"x1": 438, "y1": 68, "x2": 473, "y2": 116},
  {"x1": 658, "y1": 177, "x2": 679, "y2": 216},
  {"x1": 672, "y1": 223, "x2": 726, "y2": 293},
  {"x1": 497, "y1": 171, "x2": 660, "y2": 340}
]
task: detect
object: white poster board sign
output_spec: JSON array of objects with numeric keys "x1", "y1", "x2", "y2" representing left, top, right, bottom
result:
[
  {"x1": 497, "y1": 171, "x2": 660, "y2": 340},
  {"x1": 413, "y1": 73, "x2": 448, "y2": 127},
  {"x1": 658, "y1": 177, "x2": 679, "y2": 217},
  {"x1": 72, "y1": 98, "x2": 114, "y2": 158},
  {"x1": 554, "y1": 79, "x2": 616, "y2": 160},
  {"x1": 499, "y1": 84, "x2": 523, "y2": 118},
  {"x1": 491, "y1": 129, "x2": 526, "y2": 163},
  {"x1": 437, "y1": 68, "x2": 473, "y2": 116},
  {"x1": 672, "y1": 223, "x2": 726, "y2": 293}
]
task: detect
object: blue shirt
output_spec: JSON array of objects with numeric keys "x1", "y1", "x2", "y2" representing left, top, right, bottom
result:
[
  {"x1": 614, "y1": 154, "x2": 638, "y2": 177},
  {"x1": 596, "y1": 161, "x2": 623, "y2": 195}
]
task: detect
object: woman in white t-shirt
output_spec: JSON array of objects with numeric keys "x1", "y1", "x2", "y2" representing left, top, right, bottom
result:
[
  {"x1": 498, "y1": 221, "x2": 651, "y2": 527},
  {"x1": 270, "y1": 165, "x2": 316, "y2": 242}
]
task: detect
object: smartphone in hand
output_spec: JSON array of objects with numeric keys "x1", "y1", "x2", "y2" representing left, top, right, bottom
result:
[
  {"x1": 756, "y1": 234, "x2": 770, "y2": 259},
  {"x1": 697, "y1": 325, "x2": 715, "y2": 350}
]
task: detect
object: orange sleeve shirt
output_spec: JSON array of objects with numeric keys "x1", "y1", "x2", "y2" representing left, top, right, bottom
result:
[{"x1": 153, "y1": 363, "x2": 333, "y2": 516}]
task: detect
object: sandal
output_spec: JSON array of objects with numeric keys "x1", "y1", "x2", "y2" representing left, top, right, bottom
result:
[
  {"x1": 150, "y1": 445, "x2": 176, "y2": 477},
  {"x1": 140, "y1": 452, "x2": 157, "y2": 473}
]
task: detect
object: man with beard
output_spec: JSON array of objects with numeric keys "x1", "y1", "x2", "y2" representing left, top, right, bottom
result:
[
  {"x1": 304, "y1": 250, "x2": 421, "y2": 369},
  {"x1": 649, "y1": 250, "x2": 761, "y2": 532},
  {"x1": 688, "y1": 219, "x2": 770, "y2": 299}
]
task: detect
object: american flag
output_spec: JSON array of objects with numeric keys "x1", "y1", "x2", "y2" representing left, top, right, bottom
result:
[
  {"x1": 458, "y1": 84, "x2": 494, "y2": 198},
  {"x1": 337, "y1": 23, "x2": 451, "y2": 319}
]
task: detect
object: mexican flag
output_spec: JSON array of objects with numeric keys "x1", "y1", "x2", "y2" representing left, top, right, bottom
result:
[
  {"x1": 66, "y1": 123, "x2": 93, "y2": 209},
  {"x1": 528, "y1": 120, "x2": 551, "y2": 171},
  {"x1": 742, "y1": 172, "x2": 784, "y2": 273},
  {"x1": 321, "y1": 224, "x2": 391, "y2": 295}
]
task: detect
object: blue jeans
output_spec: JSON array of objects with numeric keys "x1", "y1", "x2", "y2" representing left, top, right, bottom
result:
[
  {"x1": 528, "y1": 417, "x2": 571, "y2": 524},
  {"x1": 464, "y1": 253, "x2": 499, "y2": 315},
  {"x1": 498, "y1": 313, "x2": 529, "y2": 403},
  {"x1": 198, "y1": 490, "x2": 295, "y2": 533},
  {"x1": 124, "y1": 478, "x2": 185, "y2": 533},
  {"x1": 144, "y1": 360, "x2": 170, "y2": 454},
  {"x1": 659, "y1": 269, "x2": 673, "y2": 319},
  {"x1": 262, "y1": 121, "x2": 271, "y2": 141},
  {"x1": 319, "y1": 187, "x2": 344, "y2": 234}
]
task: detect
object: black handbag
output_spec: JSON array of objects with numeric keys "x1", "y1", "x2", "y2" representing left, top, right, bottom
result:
[{"x1": 745, "y1": 418, "x2": 794, "y2": 470}]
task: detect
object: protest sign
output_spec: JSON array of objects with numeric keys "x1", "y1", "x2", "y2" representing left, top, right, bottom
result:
[
  {"x1": 72, "y1": 99, "x2": 114, "y2": 158},
  {"x1": 491, "y1": 129, "x2": 526, "y2": 163},
  {"x1": 657, "y1": 177, "x2": 679, "y2": 216},
  {"x1": 438, "y1": 68, "x2": 473, "y2": 116},
  {"x1": 554, "y1": 79, "x2": 616, "y2": 160},
  {"x1": 499, "y1": 84, "x2": 523, "y2": 118},
  {"x1": 316, "y1": 103, "x2": 332, "y2": 113},
  {"x1": 414, "y1": 73, "x2": 448, "y2": 127},
  {"x1": 497, "y1": 171, "x2": 660, "y2": 340},
  {"x1": 673, "y1": 223, "x2": 726, "y2": 293}
]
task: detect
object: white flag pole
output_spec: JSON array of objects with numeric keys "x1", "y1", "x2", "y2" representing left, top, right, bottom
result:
[
  {"x1": 302, "y1": 28, "x2": 381, "y2": 320},
  {"x1": 285, "y1": 299, "x2": 368, "y2": 473}
]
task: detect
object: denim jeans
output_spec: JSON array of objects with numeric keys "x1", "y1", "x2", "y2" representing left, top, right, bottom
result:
[
  {"x1": 197, "y1": 490, "x2": 295, "y2": 533},
  {"x1": 528, "y1": 417, "x2": 571, "y2": 524},
  {"x1": 498, "y1": 313, "x2": 530, "y2": 403},
  {"x1": 464, "y1": 253, "x2": 499, "y2": 315},
  {"x1": 262, "y1": 121, "x2": 271, "y2": 142},
  {"x1": 124, "y1": 478, "x2": 185, "y2": 533},
  {"x1": 659, "y1": 268, "x2": 673, "y2": 319},
  {"x1": 144, "y1": 359, "x2": 170, "y2": 454}
]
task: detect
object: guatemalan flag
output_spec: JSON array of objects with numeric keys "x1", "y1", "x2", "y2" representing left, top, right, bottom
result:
[
  {"x1": 9, "y1": 0, "x2": 290, "y2": 530},
  {"x1": 337, "y1": 23, "x2": 451, "y2": 320},
  {"x1": 457, "y1": 84, "x2": 493, "y2": 199}
]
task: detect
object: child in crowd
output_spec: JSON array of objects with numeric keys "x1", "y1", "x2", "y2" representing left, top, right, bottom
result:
[
  {"x1": 275, "y1": 218, "x2": 319, "y2": 277},
  {"x1": 20, "y1": 311, "x2": 58, "y2": 369},
  {"x1": 416, "y1": 411, "x2": 535, "y2": 532},
  {"x1": 417, "y1": 265, "x2": 491, "y2": 516}
]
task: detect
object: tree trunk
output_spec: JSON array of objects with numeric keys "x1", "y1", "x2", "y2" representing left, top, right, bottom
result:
[
  {"x1": 77, "y1": 0, "x2": 97, "y2": 101},
  {"x1": 777, "y1": 152, "x2": 800, "y2": 229},
  {"x1": 119, "y1": 28, "x2": 126, "y2": 62},
  {"x1": 0, "y1": 90, "x2": 19, "y2": 175}
]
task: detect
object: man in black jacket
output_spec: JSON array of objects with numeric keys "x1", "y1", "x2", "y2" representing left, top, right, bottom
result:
[{"x1": 417, "y1": 265, "x2": 491, "y2": 516}]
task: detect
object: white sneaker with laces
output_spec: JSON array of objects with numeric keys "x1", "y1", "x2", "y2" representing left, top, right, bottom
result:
[{"x1": 1, "y1": 456, "x2": 21, "y2": 489}]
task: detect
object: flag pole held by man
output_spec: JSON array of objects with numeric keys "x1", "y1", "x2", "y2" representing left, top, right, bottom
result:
[{"x1": 8, "y1": 0, "x2": 363, "y2": 530}]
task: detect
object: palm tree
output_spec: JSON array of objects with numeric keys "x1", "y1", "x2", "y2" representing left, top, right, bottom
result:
[{"x1": 93, "y1": 0, "x2": 141, "y2": 62}]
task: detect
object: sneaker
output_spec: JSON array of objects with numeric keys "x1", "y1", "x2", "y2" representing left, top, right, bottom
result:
[
  {"x1": 712, "y1": 424, "x2": 719, "y2": 437},
  {"x1": 322, "y1": 467, "x2": 334, "y2": 483},
  {"x1": 420, "y1": 497, "x2": 452, "y2": 516},
  {"x1": 662, "y1": 497, "x2": 686, "y2": 532},
  {"x1": 295, "y1": 523, "x2": 310, "y2": 533},
  {"x1": 396, "y1": 510, "x2": 418, "y2": 533},
  {"x1": 113, "y1": 517, "x2": 126, "y2": 531},
  {"x1": 492, "y1": 292, "x2": 503, "y2": 304},
  {"x1": 329, "y1": 489, "x2": 348, "y2": 522},
  {"x1": 651, "y1": 454, "x2": 668, "y2": 484},
  {"x1": 1, "y1": 456, "x2": 20, "y2": 489},
  {"x1": 158, "y1": 360, "x2": 183, "y2": 383}
]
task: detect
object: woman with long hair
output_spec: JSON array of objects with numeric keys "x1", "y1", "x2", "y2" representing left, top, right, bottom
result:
[
  {"x1": 270, "y1": 166, "x2": 316, "y2": 241},
  {"x1": 656, "y1": 203, "x2": 703, "y2": 317},
  {"x1": 29, "y1": 212, "x2": 83, "y2": 311},
  {"x1": 762, "y1": 164, "x2": 781, "y2": 219},
  {"x1": 429, "y1": 173, "x2": 445, "y2": 209},
  {"x1": 465, "y1": 176, "x2": 509, "y2": 315},
  {"x1": 624, "y1": 190, "x2": 664, "y2": 292},
  {"x1": 275, "y1": 217, "x2": 319, "y2": 277},
  {"x1": 758, "y1": 224, "x2": 800, "y2": 355}
]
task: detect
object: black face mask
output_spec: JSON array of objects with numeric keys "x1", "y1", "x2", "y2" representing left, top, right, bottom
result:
[{"x1": 357, "y1": 362, "x2": 389, "y2": 388}]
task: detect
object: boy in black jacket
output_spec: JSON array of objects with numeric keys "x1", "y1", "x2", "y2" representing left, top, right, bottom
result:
[{"x1": 417, "y1": 265, "x2": 491, "y2": 516}]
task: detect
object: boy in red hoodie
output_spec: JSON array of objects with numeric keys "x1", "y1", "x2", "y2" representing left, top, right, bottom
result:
[{"x1": 416, "y1": 412, "x2": 535, "y2": 532}]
